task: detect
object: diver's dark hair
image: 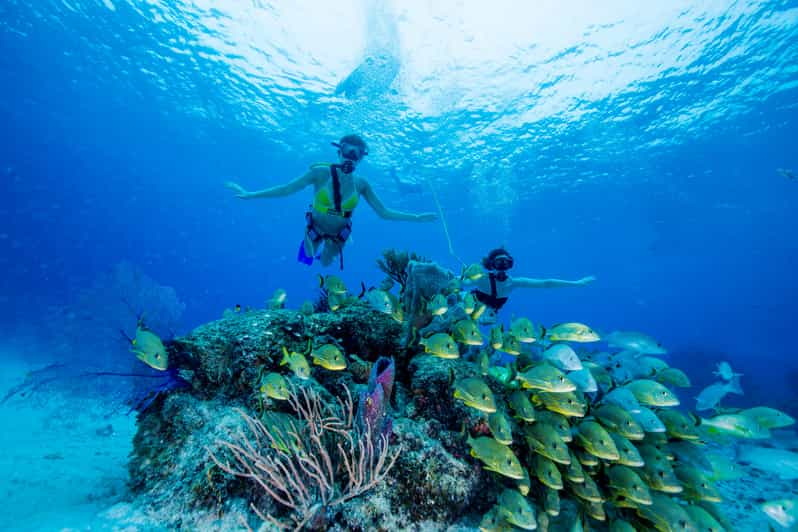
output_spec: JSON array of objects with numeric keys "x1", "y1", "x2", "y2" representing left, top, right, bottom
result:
[
  {"x1": 338, "y1": 134, "x2": 369, "y2": 154},
  {"x1": 482, "y1": 247, "x2": 514, "y2": 270}
]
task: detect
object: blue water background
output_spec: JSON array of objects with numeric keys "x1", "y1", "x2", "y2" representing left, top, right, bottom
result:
[{"x1": 1, "y1": 1, "x2": 797, "y2": 411}]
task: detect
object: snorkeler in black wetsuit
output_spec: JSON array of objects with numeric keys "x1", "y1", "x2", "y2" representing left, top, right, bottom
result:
[{"x1": 465, "y1": 247, "x2": 596, "y2": 324}]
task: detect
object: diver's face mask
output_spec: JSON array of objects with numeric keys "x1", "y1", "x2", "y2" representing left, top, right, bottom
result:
[
  {"x1": 333, "y1": 142, "x2": 366, "y2": 174},
  {"x1": 490, "y1": 254, "x2": 513, "y2": 281}
]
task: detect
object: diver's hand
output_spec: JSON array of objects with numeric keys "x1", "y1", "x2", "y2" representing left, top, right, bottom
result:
[
  {"x1": 415, "y1": 212, "x2": 438, "y2": 222},
  {"x1": 577, "y1": 276, "x2": 596, "y2": 286},
  {"x1": 225, "y1": 181, "x2": 252, "y2": 199}
]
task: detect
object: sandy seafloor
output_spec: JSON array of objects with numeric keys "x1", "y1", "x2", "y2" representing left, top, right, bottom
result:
[{"x1": 0, "y1": 349, "x2": 794, "y2": 532}]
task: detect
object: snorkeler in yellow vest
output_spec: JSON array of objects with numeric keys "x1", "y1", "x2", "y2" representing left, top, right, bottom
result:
[{"x1": 225, "y1": 134, "x2": 437, "y2": 268}]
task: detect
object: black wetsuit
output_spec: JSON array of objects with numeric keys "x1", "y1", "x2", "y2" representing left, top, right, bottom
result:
[{"x1": 472, "y1": 272, "x2": 508, "y2": 311}]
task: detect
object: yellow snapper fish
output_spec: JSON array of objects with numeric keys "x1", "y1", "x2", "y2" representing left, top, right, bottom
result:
[
  {"x1": 536, "y1": 390, "x2": 587, "y2": 418},
  {"x1": 638, "y1": 448, "x2": 683, "y2": 494},
  {"x1": 487, "y1": 410, "x2": 513, "y2": 445},
  {"x1": 453, "y1": 377, "x2": 497, "y2": 413},
  {"x1": 497, "y1": 489, "x2": 538, "y2": 530},
  {"x1": 635, "y1": 493, "x2": 694, "y2": 531},
  {"x1": 624, "y1": 379, "x2": 680, "y2": 407},
  {"x1": 609, "y1": 432, "x2": 645, "y2": 467},
  {"x1": 584, "y1": 500, "x2": 606, "y2": 522},
  {"x1": 673, "y1": 465, "x2": 722, "y2": 503},
  {"x1": 466, "y1": 435, "x2": 524, "y2": 479},
  {"x1": 427, "y1": 293, "x2": 448, "y2": 316},
  {"x1": 593, "y1": 404, "x2": 645, "y2": 441},
  {"x1": 130, "y1": 323, "x2": 168, "y2": 370},
  {"x1": 499, "y1": 332, "x2": 521, "y2": 355},
  {"x1": 462, "y1": 262, "x2": 486, "y2": 281},
  {"x1": 683, "y1": 505, "x2": 725, "y2": 532},
  {"x1": 489, "y1": 325, "x2": 504, "y2": 350},
  {"x1": 280, "y1": 346, "x2": 311, "y2": 380},
  {"x1": 419, "y1": 332, "x2": 460, "y2": 359},
  {"x1": 515, "y1": 362, "x2": 576, "y2": 393},
  {"x1": 533, "y1": 453, "x2": 564, "y2": 490},
  {"x1": 654, "y1": 367, "x2": 691, "y2": 388},
  {"x1": 318, "y1": 274, "x2": 347, "y2": 294},
  {"x1": 536, "y1": 410, "x2": 572, "y2": 442},
  {"x1": 259, "y1": 372, "x2": 290, "y2": 401},
  {"x1": 576, "y1": 420, "x2": 620, "y2": 461},
  {"x1": 607, "y1": 465, "x2": 653, "y2": 506},
  {"x1": 525, "y1": 422, "x2": 570, "y2": 465},
  {"x1": 658, "y1": 409, "x2": 701, "y2": 441},
  {"x1": 311, "y1": 343, "x2": 347, "y2": 370},
  {"x1": 452, "y1": 319, "x2": 485, "y2": 346},
  {"x1": 509, "y1": 317, "x2": 540, "y2": 343},
  {"x1": 546, "y1": 322, "x2": 600, "y2": 343},
  {"x1": 462, "y1": 292, "x2": 477, "y2": 315},
  {"x1": 267, "y1": 288, "x2": 287, "y2": 309},
  {"x1": 507, "y1": 390, "x2": 537, "y2": 422}
]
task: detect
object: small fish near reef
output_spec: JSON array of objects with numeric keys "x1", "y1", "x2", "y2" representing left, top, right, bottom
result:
[
  {"x1": 452, "y1": 319, "x2": 485, "y2": 346},
  {"x1": 546, "y1": 322, "x2": 600, "y2": 343},
  {"x1": 426, "y1": 293, "x2": 448, "y2": 316},
  {"x1": 259, "y1": 372, "x2": 290, "y2": 401},
  {"x1": 462, "y1": 262, "x2": 486, "y2": 281},
  {"x1": 419, "y1": 332, "x2": 460, "y2": 359},
  {"x1": 280, "y1": 346, "x2": 311, "y2": 380},
  {"x1": 124, "y1": 320, "x2": 168, "y2": 371},
  {"x1": 311, "y1": 343, "x2": 347, "y2": 370},
  {"x1": 318, "y1": 274, "x2": 347, "y2": 294},
  {"x1": 453, "y1": 377, "x2": 497, "y2": 413}
]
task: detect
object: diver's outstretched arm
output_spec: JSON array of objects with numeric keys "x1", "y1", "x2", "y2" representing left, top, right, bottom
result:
[
  {"x1": 225, "y1": 170, "x2": 318, "y2": 200},
  {"x1": 512, "y1": 276, "x2": 596, "y2": 288},
  {"x1": 358, "y1": 179, "x2": 437, "y2": 221}
]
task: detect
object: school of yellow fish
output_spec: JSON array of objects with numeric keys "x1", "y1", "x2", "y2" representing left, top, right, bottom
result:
[
  {"x1": 198, "y1": 269, "x2": 796, "y2": 530},
  {"x1": 412, "y1": 267, "x2": 796, "y2": 531}
]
